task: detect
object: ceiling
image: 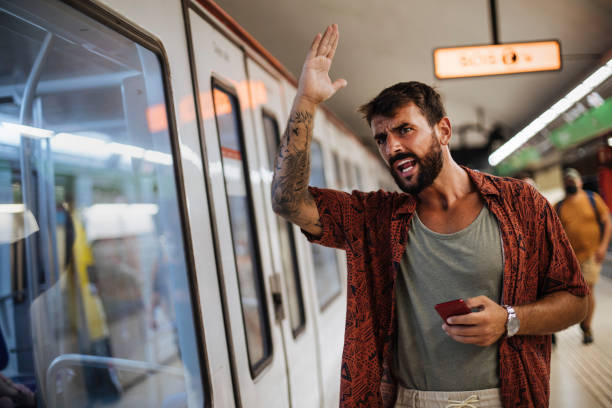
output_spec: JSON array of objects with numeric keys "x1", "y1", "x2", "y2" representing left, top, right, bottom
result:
[{"x1": 214, "y1": 0, "x2": 612, "y2": 163}]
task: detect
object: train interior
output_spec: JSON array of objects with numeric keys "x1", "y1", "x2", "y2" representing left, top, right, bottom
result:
[{"x1": 0, "y1": 0, "x2": 204, "y2": 406}]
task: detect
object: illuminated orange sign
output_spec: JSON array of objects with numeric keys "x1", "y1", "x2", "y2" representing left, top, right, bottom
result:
[{"x1": 434, "y1": 41, "x2": 561, "y2": 79}]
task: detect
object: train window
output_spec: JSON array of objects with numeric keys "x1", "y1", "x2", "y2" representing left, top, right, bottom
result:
[
  {"x1": 0, "y1": 0, "x2": 207, "y2": 407},
  {"x1": 309, "y1": 141, "x2": 342, "y2": 309},
  {"x1": 332, "y1": 152, "x2": 343, "y2": 189},
  {"x1": 354, "y1": 164, "x2": 363, "y2": 190},
  {"x1": 211, "y1": 83, "x2": 272, "y2": 374},
  {"x1": 344, "y1": 159, "x2": 355, "y2": 191},
  {"x1": 261, "y1": 111, "x2": 306, "y2": 336}
]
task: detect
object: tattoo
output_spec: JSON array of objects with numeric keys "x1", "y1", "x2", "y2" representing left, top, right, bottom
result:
[{"x1": 272, "y1": 110, "x2": 316, "y2": 226}]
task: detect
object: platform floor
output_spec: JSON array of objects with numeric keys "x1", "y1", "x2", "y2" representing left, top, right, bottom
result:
[{"x1": 550, "y1": 269, "x2": 612, "y2": 407}]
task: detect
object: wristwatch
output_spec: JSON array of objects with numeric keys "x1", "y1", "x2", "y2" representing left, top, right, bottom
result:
[{"x1": 503, "y1": 305, "x2": 520, "y2": 337}]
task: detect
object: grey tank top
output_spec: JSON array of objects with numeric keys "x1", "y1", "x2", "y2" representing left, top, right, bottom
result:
[{"x1": 393, "y1": 205, "x2": 504, "y2": 391}]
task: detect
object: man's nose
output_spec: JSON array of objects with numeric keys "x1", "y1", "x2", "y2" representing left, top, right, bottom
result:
[{"x1": 386, "y1": 132, "x2": 403, "y2": 157}]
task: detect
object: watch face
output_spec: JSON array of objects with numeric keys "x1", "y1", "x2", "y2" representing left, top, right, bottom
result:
[{"x1": 507, "y1": 317, "x2": 520, "y2": 336}]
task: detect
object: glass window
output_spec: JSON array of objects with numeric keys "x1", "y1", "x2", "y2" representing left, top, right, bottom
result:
[
  {"x1": 0, "y1": 1, "x2": 206, "y2": 407},
  {"x1": 262, "y1": 111, "x2": 305, "y2": 336},
  {"x1": 354, "y1": 164, "x2": 363, "y2": 190},
  {"x1": 212, "y1": 83, "x2": 272, "y2": 374},
  {"x1": 344, "y1": 159, "x2": 355, "y2": 191},
  {"x1": 332, "y1": 152, "x2": 343, "y2": 189},
  {"x1": 309, "y1": 141, "x2": 341, "y2": 309}
]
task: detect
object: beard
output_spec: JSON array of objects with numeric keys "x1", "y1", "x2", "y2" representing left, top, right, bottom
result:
[{"x1": 389, "y1": 136, "x2": 443, "y2": 194}]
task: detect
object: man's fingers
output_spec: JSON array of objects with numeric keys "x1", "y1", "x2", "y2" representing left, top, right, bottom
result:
[
  {"x1": 443, "y1": 325, "x2": 498, "y2": 346},
  {"x1": 307, "y1": 33, "x2": 322, "y2": 59},
  {"x1": 332, "y1": 78, "x2": 347, "y2": 92},
  {"x1": 465, "y1": 295, "x2": 490, "y2": 309},
  {"x1": 443, "y1": 323, "x2": 481, "y2": 336},
  {"x1": 447, "y1": 312, "x2": 480, "y2": 325},
  {"x1": 446, "y1": 332, "x2": 480, "y2": 344},
  {"x1": 327, "y1": 25, "x2": 339, "y2": 59},
  {"x1": 318, "y1": 25, "x2": 333, "y2": 55}
]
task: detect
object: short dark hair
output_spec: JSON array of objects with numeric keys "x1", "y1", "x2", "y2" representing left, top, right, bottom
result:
[{"x1": 357, "y1": 81, "x2": 446, "y2": 127}]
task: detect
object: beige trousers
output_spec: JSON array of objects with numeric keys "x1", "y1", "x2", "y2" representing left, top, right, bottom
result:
[
  {"x1": 394, "y1": 386, "x2": 502, "y2": 408},
  {"x1": 581, "y1": 255, "x2": 602, "y2": 286}
]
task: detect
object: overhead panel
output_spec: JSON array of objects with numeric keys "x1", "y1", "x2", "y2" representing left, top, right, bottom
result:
[
  {"x1": 434, "y1": 40, "x2": 561, "y2": 79},
  {"x1": 548, "y1": 97, "x2": 612, "y2": 149}
]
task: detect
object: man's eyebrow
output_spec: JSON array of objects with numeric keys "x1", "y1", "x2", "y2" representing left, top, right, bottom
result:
[
  {"x1": 374, "y1": 122, "x2": 417, "y2": 140},
  {"x1": 374, "y1": 132, "x2": 386, "y2": 140},
  {"x1": 392, "y1": 122, "x2": 415, "y2": 132}
]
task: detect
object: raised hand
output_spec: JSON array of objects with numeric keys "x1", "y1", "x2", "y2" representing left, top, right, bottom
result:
[{"x1": 297, "y1": 24, "x2": 347, "y2": 105}]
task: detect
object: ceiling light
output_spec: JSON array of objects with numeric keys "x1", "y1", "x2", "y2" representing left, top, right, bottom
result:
[
  {"x1": 548, "y1": 98, "x2": 572, "y2": 116},
  {"x1": 489, "y1": 59, "x2": 612, "y2": 166},
  {"x1": 582, "y1": 65, "x2": 612, "y2": 89},
  {"x1": 564, "y1": 83, "x2": 591, "y2": 105}
]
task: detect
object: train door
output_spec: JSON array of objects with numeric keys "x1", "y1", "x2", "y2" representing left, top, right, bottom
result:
[
  {"x1": 0, "y1": 0, "x2": 211, "y2": 406},
  {"x1": 184, "y1": 4, "x2": 290, "y2": 407},
  {"x1": 245, "y1": 58, "x2": 323, "y2": 407}
]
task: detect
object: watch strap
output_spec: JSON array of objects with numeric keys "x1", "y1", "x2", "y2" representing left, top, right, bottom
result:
[{"x1": 503, "y1": 304, "x2": 519, "y2": 337}]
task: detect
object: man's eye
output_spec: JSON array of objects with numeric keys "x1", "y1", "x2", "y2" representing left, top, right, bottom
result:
[
  {"x1": 375, "y1": 137, "x2": 385, "y2": 145},
  {"x1": 400, "y1": 126, "x2": 412, "y2": 134}
]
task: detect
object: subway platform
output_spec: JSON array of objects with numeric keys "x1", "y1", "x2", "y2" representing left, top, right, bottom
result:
[{"x1": 550, "y1": 256, "x2": 612, "y2": 407}]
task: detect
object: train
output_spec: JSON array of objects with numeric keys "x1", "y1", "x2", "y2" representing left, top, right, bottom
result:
[{"x1": 0, "y1": 0, "x2": 394, "y2": 407}]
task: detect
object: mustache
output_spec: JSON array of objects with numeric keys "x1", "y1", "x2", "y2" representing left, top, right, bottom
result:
[{"x1": 389, "y1": 152, "x2": 417, "y2": 168}]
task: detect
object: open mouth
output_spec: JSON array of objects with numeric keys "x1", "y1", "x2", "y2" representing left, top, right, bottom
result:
[{"x1": 394, "y1": 158, "x2": 417, "y2": 177}]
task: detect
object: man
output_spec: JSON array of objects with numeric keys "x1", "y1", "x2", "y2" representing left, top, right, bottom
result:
[
  {"x1": 556, "y1": 168, "x2": 612, "y2": 344},
  {"x1": 272, "y1": 25, "x2": 588, "y2": 408}
]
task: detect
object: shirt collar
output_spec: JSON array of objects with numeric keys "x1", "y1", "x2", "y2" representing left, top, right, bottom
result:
[
  {"x1": 395, "y1": 166, "x2": 500, "y2": 215},
  {"x1": 463, "y1": 166, "x2": 501, "y2": 197}
]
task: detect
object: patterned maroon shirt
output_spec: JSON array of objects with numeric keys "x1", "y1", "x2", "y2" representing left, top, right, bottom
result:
[{"x1": 302, "y1": 167, "x2": 589, "y2": 408}]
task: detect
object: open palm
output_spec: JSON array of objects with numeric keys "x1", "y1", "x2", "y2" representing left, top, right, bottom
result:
[{"x1": 297, "y1": 24, "x2": 347, "y2": 105}]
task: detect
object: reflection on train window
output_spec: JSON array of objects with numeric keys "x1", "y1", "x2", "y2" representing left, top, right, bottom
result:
[
  {"x1": 212, "y1": 83, "x2": 272, "y2": 374},
  {"x1": 344, "y1": 159, "x2": 355, "y2": 191},
  {"x1": 354, "y1": 164, "x2": 363, "y2": 191},
  {"x1": 261, "y1": 111, "x2": 306, "y2": 336},
  {"x1": 332, "y1": 152, "x2": 343, "y2": 189},
  {"x1": 0, "y1": 1, "x2": 206, "y2": 407},
  {"x1": 309, "y1": 141, "x2": 341, "y2": 309}
]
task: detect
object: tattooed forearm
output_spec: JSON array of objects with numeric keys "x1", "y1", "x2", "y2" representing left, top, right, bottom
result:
[
  {"x1": 272, "y1": 110, "x2": 312, "y2": 211},
  {"x1": 271, "y1": 107, "x2": 320, "y2": 231}
]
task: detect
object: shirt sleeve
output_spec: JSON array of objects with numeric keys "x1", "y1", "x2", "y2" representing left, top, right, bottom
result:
[
  {"x1": 300, "y1": 186, "x2": 350, "y2": 250},
  {"x1": 534, "y1": 187, "x2": 590, "y2": 297}
]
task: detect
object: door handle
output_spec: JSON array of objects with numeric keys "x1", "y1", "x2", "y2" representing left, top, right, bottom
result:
[{"x1": 269, "y1": 273, "x2": 285, "y2": 321}]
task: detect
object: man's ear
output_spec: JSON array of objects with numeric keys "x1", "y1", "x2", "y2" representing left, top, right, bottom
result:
[{"x1": 436, "y1": 117, "x2": 452, "y2": 146}]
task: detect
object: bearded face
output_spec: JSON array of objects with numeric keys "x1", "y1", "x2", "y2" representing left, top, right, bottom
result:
[{"x1": 388, "y1": 133, "x2": 443, "y2": 194}]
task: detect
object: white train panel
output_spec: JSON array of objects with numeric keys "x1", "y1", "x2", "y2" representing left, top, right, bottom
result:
[{"x1": 0, "y1": 1, "x2": 396, "y2": 407}]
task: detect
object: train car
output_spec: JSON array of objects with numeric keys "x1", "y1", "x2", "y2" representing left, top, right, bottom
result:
[{"x1": 0, "y1": 0, "x2": 393, "y2": 407}]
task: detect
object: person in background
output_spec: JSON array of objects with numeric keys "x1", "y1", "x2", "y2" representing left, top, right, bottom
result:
[{"x1": 556, "y1": 168, "x2": 612, "y2": 344}]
